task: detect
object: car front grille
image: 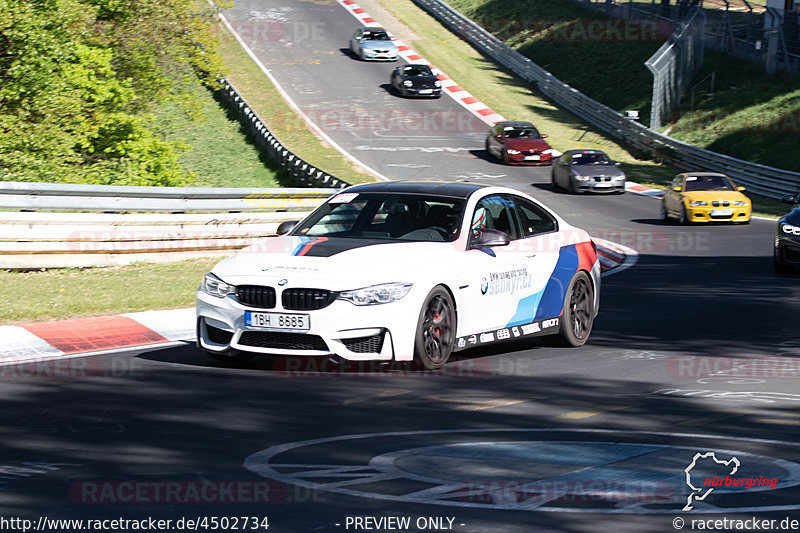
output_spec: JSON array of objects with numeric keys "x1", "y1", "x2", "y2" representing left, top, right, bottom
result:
[
  {"x1": 282, "y1": 289, "x2": 336, "y2": 310},
  {"x1": 712, "y1": 201, "x2": 731, "y2": 207},
  {"x1": 238, "y1": 331, "x2": 329, "y2": 352},
  {"x1": 342, "y1": 332, "x2": 384, "y2": 354},
  {"x1": 593, "y1": 176, "x2": 611, "y2": 182},
  {"x1": 207, "y1": 324, "x2": 233, "y2": 345},
  {"x1": 237, "y1": 286, "x2": 276, "y2": 309}
]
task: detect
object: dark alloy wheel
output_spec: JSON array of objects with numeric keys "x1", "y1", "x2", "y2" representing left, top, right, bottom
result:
[
  {"x1": 679, "y1": 204, "x2": 689, "y2": 225},
  {"x1": 556, "y1": 271, "x2": 594, "y2": 347},
  {"x1": 413, "y1": 286, "x2": 455, "y2": 370}
]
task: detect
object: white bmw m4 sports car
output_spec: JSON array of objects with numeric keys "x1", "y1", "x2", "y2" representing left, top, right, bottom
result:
[{"x1": 196, "y1": 182, "x2": 601, "y2": 369}]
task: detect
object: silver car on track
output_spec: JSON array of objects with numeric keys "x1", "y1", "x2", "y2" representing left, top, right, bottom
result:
[
  {"x1": 551, "y1": 150, "x2": 626, "y2": 194},
  {"x1": 349, "y1": 27, "x2": 398, "y2": 61}
]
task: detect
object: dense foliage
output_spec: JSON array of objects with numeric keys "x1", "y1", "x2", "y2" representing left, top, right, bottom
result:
[{"x1": 0, "y1": 0, "x2": 225, "y2": 185}]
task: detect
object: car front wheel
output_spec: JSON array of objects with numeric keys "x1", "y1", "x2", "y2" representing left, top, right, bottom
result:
[
  {"x1": 413, "y1": 286, "x2": 455, "y2": 370},
  {"x1": 555, "y1": 271, "x2": 594, "y2": 347}
]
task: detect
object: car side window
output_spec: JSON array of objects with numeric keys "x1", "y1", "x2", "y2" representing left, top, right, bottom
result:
[
  {"x1": 514, "y1": 197, "x2": 558, "y2": 237},
  {"x1": 470, "y1": 195, "x2": 521, "y2": 240}
]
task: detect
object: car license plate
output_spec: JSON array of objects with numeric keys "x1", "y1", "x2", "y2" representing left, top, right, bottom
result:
[
  {"x1": 593, "y1": 182, "x2": 612, "y2": 188},
  {"x1": 245, "y1": 311, "x2": 309, "y2": 331},
  {"x1": 524, "y1": 155, "x2": 540, "y2": 161},
  {"x1": 711, "y1": 209, "x2": 733, "y2": 216},
  {"x1": 419, "y1": 89, "x2": 433, "y2": 94}
]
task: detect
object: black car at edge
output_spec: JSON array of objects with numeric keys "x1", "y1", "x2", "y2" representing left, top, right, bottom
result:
[{"x1": 775, "y1": 193, "x2": 800, "y2": 273}]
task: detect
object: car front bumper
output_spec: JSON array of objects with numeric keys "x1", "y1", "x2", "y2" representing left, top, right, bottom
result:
[
  {"x1": 505, "y1": 153, "x2": 553, "y2": 165},
  {"x1": 775, "y1": 235, "x2": 800, "y2": 265},
  {"x1": 196, "y1": 289, "x2": 420, "y2": 362},
  {"x1": 685, "y1": 205, "x2": 751, "y2": 223},
  {"x1": 572, "y1": 178, "x2": 626, "y2": 193},
  {"x1": 362, "y1": 51, "x2": 398, "y2": 61}
]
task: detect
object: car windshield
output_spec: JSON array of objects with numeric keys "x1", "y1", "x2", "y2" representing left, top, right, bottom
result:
[
  {"x1": 503, "y1": 126, "x2": 540, "y2": 139},
  {"x1": 570, "y1": 152, "x2": 611, "y2": 165},
  {"x1": 293, "y1": 193, "x2": 466, "y2": 242},
  {"x1": 364, "y1": 30, "x2": 390, "y2": 41},
  {"x1": 403, "y1": 65, "x2": 433, "y2": 77},
  {"x1": 684, "y1": 176, "x2": 735, "y2": 192}
]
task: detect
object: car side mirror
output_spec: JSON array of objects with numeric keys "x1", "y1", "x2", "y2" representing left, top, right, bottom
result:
[
  {"x1": 672, "y1": 186, "x2": 682, "y2": 192},
  {"x1": 614, "y1": 162, "x2": 622, "y2": 166},
  {"x1": 469, "y1": 228, "x2": 510, "y2": 249},
  {"x1": 541, "y1": 134, "x2": 548, "y2": 138},
  {"x1": 781, "y1": 194, "x2": 796, "y2": 205},
  {"x1": 737, "y1": 186, "x2": 746, "y2": 192},
  {"x1": 494, "y1": 134, "x2": 502, "y2": 139},
  {"x1": 277, "y1": 220, "x2": 299, "y2": 235}
]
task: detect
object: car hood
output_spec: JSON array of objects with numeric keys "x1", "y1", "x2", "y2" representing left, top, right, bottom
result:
[
  {"x1": 362, "y1": 40, "x2": 396, "y2": 50},
  {"x1": 682, "y1": 191, "x2": 749, "y2": 202},
  {"x1": 503, "y1": 138, "x2": 553, "y2": 151},
  {"x1": 408, "y1": 75, "x2": 439, "y2": 87},
  {"x1": 211, "y1": 236, "x2": 457, "y2": 289},
  {"x1": 570, "y1": 164, "x2": 624, "y2": 177},
  {"x1": 780, "y1": 207, "x2": 800, "y2": 226}
]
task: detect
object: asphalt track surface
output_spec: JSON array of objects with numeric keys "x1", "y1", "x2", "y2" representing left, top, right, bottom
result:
[{"x1": 2, "y1": 1, "x2": 800, "y2": 532}]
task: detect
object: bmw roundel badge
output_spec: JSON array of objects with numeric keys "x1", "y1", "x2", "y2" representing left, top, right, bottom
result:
[
  {"x1": 480, "y1": 276, "x2": 488, "y2": 295},
  {"x1": 278, "y1": 279, "x2": 288, "y2": 286}
]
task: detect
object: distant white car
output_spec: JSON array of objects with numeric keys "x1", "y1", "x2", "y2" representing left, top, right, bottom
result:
[
  {"x1": 349, "y1": 26, "x2": 398, "y2": 61},
  {"x1": 196, "y1": 182, "x2": 601, "y2": 369}
]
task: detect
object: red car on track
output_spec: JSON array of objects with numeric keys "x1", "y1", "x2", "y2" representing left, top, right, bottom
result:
[{"x1": 485, "y1": 121, "x2": 559, "y2": 165}]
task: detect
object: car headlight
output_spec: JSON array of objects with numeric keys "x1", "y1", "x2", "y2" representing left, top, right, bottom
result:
[
  {"x1": 201, "y1": 273, "x2": 236, "y2": 298},
  {"x1": 733, "y1": 201, "x2": 749, "y2": 207},
  {"x1": 434, "y1": 80, "x2": 442, "y2": 87},
  {"x1": 338, "y1": 283, "x2": 412, "y2": 306},
  {"x1": 614, "y1": 174, "x2": 625, "y2": 180},
  {"x1": 403, "y1": 80, "x2": 413, "y2": 87},
  {"x1": 781, "y1": 223, "x2": 800, "y2": 235},
  {"x1": 363, "y1": 48, "x2": 375, "y2": 55},
  {"x1": 574, "y1": 175, "x2": 590, "y2": 181},
  {"x1": 506, "y1": 149, "x2": 521, "y2": 155},
  {"x1": 689, "y1": 200, "x2": 708, "y2": 207}
]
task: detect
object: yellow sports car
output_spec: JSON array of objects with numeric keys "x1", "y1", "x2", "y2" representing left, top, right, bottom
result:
[{"x1": 661, "y1": 172, "x2": 751, "y2": 224}]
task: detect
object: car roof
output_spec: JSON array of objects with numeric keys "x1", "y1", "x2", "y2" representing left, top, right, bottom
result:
[
  {"x1": 497, "y1": 121, "x2": 536, "y2": 128},
  {"x1": 359, "y1": 26, "x2": 388, "y2": 32},
  {"x1": 678, "y1": 172, "x2": 729, "y2": 179},
  {"x1": 564, "y1": 149, "x2": 608, "y2": 155},
  {"x1": 343, "y1": 181, "x2": 489, "y2": 199}
]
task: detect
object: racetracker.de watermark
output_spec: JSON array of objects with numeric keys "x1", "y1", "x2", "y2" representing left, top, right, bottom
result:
[
  {"x1": 0, "y1": 357, "x2": 139, "y2": 379},
  {"x1": 456, "y1": 479, "x2": 673, "y2": 504},
  {"x1": 480, "y1": 18, "x2": 673, "y2": 42},
  {"x1": 667, "y1": 356, "x2": 800, "y2": 379},
  {"x1": 69, "y1": 480, "x2": 325, "y2": 504}
]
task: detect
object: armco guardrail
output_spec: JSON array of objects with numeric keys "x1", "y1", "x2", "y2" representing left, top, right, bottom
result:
[
  {"x1": 0, "y1": 183, "x2": 333, "y2": 269},
  {"x1": 216, "y1": 77, "x2": 351, "y2": 190},
  {"x1": 412, "y1": 0, "x2": 800, "y2": 199}
]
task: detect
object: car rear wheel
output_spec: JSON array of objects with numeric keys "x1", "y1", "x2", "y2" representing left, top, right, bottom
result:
[
  {"x1": 554, "y1": 271, "x2": 594, "y2": 347},
  {"x1": 413, "y1": 286, "x2": 455, "y2": 370}
]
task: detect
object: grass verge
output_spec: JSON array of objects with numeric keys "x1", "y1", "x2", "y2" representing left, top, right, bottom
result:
[
  {"x1": 151, "y1": 68, "x2": 282, "y2": 188},
  {"x1": 0, "y1": 258, "x2": 221, "y2": 325}
]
